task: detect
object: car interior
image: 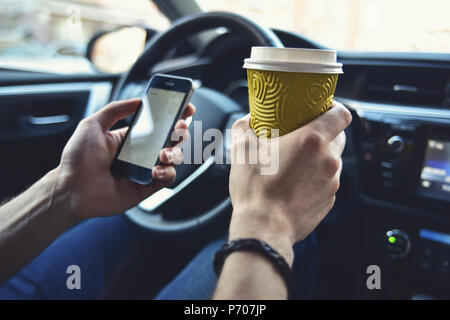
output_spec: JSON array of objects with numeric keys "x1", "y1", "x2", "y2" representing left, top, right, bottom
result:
[{"x1": 0, "y1": 0, "x2": 449, "y2": 299}]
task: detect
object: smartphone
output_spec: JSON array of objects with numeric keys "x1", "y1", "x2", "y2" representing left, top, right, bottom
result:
[{"x1": 111, "y1": 74, "x2": 194, "y2": 185}]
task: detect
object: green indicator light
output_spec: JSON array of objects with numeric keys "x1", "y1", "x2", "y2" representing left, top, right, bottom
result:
[{"x1": 388, "y1": 236, "x2": 396, "y2": 244}]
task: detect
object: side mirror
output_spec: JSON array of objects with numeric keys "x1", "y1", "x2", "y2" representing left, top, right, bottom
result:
[{"x1": 86, "y1": 26, "x2": 153, "y2": 74}]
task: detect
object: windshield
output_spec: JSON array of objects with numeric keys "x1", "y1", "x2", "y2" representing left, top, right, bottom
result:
[
  {"x1": 2, "y1": 0, "x2": 449, "y2": 75},
  {"x1": 0, "y1": 0, "x2": 169, "y2": 74},
  {"x1": 198, "y1": 0, "x2": 450, "y2": 53}
]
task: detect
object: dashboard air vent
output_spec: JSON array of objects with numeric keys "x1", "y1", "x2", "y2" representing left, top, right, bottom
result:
[{"x1": 337, "y1": 65, "x2": 450, "y2": 109}]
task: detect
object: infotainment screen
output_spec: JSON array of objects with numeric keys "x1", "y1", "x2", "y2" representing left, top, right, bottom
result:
[{"x1": 420, "y1": 139, "x2": 450, "y2": 195}]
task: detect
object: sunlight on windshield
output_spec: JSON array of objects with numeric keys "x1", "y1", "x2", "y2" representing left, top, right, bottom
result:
[
  {"x1": 198, "y1": 0, "x2": 450, "y2": 53},
  {"x1": 0, "y1": 0, "x2": 169, "y2": 74}
]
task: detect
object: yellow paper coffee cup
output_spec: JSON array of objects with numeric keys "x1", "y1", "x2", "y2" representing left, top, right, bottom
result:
[{"x1": 243, "y1": 47, "x2": 343, "y2": 137}]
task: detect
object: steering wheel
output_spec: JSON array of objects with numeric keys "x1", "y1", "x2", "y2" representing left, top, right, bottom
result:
[{"x1": 112, "y1": 12, "x2": 283, "y2": 233}]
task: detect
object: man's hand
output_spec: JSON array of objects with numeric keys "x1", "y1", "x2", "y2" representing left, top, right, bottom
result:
[
  {"x1": 214, "y1": 101, "x2": 351, "y2": 300},
  {"x1": 0, "y1": 98, "x2": 195, "y2": 283},
  {"x1": 57, "y1": 98, "x2": 195, "y2": 220},
  {"x1": 228, "y1": 101, "x2": 352, "y2": 264}
]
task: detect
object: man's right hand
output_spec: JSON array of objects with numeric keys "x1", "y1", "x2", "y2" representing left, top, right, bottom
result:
[{"x1": 228, "y1": 101, "x2": 352, "y2": 265}]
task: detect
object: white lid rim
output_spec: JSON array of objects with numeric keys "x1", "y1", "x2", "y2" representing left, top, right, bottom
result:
[
  {"x1": 243, "y1": 60, "x2": 344, "y2": 74},
  {"x1": 251, "y1": 47, "x2": 338, "y2": 54},
  {"x1": 244, "y1": 58, "x2": 342, "y2": 68}
]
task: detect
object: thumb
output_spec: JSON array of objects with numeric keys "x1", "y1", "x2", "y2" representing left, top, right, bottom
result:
[
  {"x1": 93, "y1": 98, "x2": 141, "y2": 131},
  {"x1": 231, "y1": 113, "x2": 251, "y2": 131},
  {"x1": 230, "y1": 113, "x2": 257, "y2": 149}
]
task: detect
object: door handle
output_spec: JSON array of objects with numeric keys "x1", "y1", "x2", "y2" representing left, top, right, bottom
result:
[{"x1": 25, "y1": 114, "x2": 70, "y2": 125}]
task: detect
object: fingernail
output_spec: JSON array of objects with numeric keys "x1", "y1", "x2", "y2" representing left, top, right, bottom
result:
[
  {"x1": 157, "y1": 167, "x2": 166, "y2": 178},
  {"x1": 165, "y1": 150, "x2": 173, "y2": 162}
]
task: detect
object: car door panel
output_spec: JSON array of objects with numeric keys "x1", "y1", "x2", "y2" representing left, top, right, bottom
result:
[{"x1": 0, "y1": 80, "x2": 113, "y2": 201}]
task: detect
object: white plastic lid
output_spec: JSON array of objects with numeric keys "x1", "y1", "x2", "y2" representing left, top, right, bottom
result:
[{"x1": 243, "y1": 47, "x2": 343, "y2": 74}]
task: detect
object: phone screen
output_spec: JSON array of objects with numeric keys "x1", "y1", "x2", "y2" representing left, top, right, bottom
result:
[{"x1": 117, "y1": 87, "x2": 186, "y2": 169}]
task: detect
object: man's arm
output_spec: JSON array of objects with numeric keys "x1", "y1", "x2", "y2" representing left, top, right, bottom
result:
[
  {"x1": 0, "y1": 99, "x2": 194, "y2": 284},
  {"x1": 0, "y1": 168, "x2": 75, "y2": 284},
  {"x1": 214, "y1": 102, "x2": 352, "y2": 299}
]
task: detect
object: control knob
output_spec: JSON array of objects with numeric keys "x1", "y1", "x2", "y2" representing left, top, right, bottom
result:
[
  {"x1": 387, "y1": 135, "x2": 404, "y2": 154},
  {"x1": 385, "y1": 229, "x2": 411, "y2": 259}
]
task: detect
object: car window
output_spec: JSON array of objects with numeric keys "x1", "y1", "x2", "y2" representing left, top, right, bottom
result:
[
  {"x1": 198, "y1": 0, "x2": 450, "y2": 53},
  {"x1": 0, "y1": 0, "x2": 170, "y2": 74}
]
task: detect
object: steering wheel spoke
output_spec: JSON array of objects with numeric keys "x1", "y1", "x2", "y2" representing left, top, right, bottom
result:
[{"x1": 139, "y1": 155, "x2": 216, "y2": 212}]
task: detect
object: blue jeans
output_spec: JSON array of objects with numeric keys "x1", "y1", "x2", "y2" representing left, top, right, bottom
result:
[{"x1": 0, "y1": 215, "x2": 317, "y2": 299}]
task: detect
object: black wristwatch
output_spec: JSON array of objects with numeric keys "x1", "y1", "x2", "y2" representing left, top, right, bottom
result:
[{"x1": 213, "y1": 238, "x2": 293, "y2": 297}]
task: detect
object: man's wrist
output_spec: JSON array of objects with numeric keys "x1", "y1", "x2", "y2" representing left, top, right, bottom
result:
[
  {"x1": 46, "y1": 166, "x2": 79, "y2": 226},
  {"x1": 228, "y1": 208, "x2": 294, "y2": 266}
]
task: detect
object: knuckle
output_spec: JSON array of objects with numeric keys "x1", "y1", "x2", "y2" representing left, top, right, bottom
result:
[
  {"x1": 341, "y1": 131, "x2": 347, "y2": 145},
  {"x1": 171, "y1": 128, "x2": 184, "y2": 142},
  {"x1": 339, "y1": 106, "x2": 352, "y2": 127},
  {"x1": 331, "y1": 177, "x2": 340, "y2": 194},
  {"x1": 232, "y1": 117, "x2": 248, "y2": 130},
  {"x1": 174, "y1": 148, "x2": 183, "y2": 164},
  {"x1": 79, "y1": 117, "x2": 91, "y2": 127},
  {"x1": 303, "y1": 131, "x2": 324, "y2": 152},
  {"x1": 328, "y1": 196, "x2": 336, "y2": 210},
  {"x1": 325, "y1": 156, "x2": 340, "y2": 176}
]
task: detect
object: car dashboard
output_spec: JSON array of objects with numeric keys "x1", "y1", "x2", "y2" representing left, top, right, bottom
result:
[{"x1": 0, "y1": 27, "x2": 449, "y2": 299}]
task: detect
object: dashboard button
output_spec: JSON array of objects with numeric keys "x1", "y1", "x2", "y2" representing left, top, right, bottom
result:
[
  {"x1": 380, "y1": 161, "x2": 393, "y2": 169},
  {"x1": 361, "y1": 142, "x2": 376, "y2": 162}
]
